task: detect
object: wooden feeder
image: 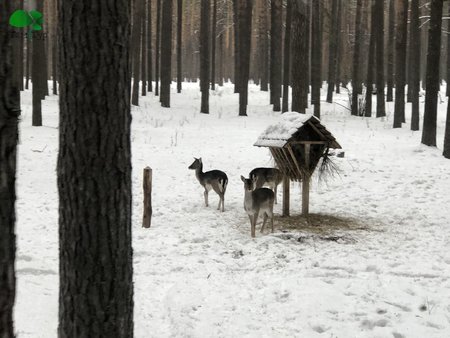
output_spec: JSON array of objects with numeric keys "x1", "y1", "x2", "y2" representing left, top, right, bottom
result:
[{"x1": 254, "y1": 113, "x2": 341, "y2": 216}]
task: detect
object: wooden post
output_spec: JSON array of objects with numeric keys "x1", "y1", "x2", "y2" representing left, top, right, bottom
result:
[
  {"x1": 282, "y1": 176, "x2": 290, "y2": 216},
  {"x1": 143, "y1": 167, "x2": 153, "y2": 228},
  {"x1": 302, "y1": 144, "x2": 310, "y2": 215}
]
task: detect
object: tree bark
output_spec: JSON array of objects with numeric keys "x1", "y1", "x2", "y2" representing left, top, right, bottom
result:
[
  {"x1": 160, "y1": 0, "x2": 172, "y2": 107},
  {"x1": 282, "y1": 0, "x2": 292, "y2": 113},
  {"x1": 0, "y1": 1, "x2": 20, "y2": 335},
  {"x1": 393, "y1": 0, "x2": 408, "y2": 128},
  {"x1": 211, "y1": 0, "x2": 217, "y2": 90},
  {"x1": 131, "y1": 0, "x2": 142, "y2": 106},
  {"x1": 386, "y1": 0, "x2": 394, "y2": 102},
  {"x1": 365, "y1": 0, "x2": 376, "y2": 118},
  {"x1": 147, "y1": 0, "x2": 153, "y2": 92},
  {"x1": 177, "y1": 0, "x2": 183, "y2": 93},
  {"x1": 141, "y1": 1, "x2": 147, "y2": 96},
  {"x1": 335, "y1": 0, "x2": 342, "y2": 94},
  {"x1": 57, "y1": 0, "x2": 133, "y2": 336},
  {"x1": 270, "y1": 0, "x2": 282, "y2": 111},
  {"x1": 326, "y1": 0, "x2": 339, "y2": 103},
  {"x1": 311, "y1": 0, "x2": 322, "y2": 118},
  {"x1": 233, "y1": 0, "x2": 240, "y2": 93},
  {"x1": 410, "y1": 0, "x2": 420, "y2": 131},
  {"x1": 155, "y1": 0, "x2": 161, "y2": 96},
  {"x1": 259, "y1": 0, "x2": 269, "y2": 91},
  {"x1": 238, "y1": 0, "x2": 252, "y2": 116},
  {"x1": 422, "y1": 0, "x2": 443, "y2": 147},
  {"x1": 444, "y1": 101, "x2": 450, "y2": 158},
  {"x1": 447, "y1": 3, "x2": 450, "y2": 97},
  {"x1": 351, "y1": 0, "x2": 363, "y2": 116},
  {"x1": 375, "y1": 0, "x2": 385, "y2": 118},
  {"x1": 200, "y1": 0, "x2": 210, "y2": 114}
]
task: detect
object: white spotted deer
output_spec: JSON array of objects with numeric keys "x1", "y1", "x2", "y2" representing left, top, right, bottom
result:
[
  {"x1": 241, "y1": 176, "x2": 275, "y2": 238},
  {"x1": 189, "y1": 158, "x2": 228, "y2": 212},
  {"x1": 249, "y1": 167, "x2": 283, "y2": 204}
]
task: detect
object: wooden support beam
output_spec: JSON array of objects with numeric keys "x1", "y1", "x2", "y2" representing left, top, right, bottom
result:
[
  {"x1": 302, "y1": 144, "x2": 310, "y2": 215},
  {"x1": 283, "y1": 176, "x2": 290, "y2": 217},
  {"x1": 143, "y1": 167, "x2": 153, "y2": 228}
]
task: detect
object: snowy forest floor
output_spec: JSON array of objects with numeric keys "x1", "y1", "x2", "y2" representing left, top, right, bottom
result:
[{"x1": 15, "y1": 83, "x2": 450, "y2": 337}]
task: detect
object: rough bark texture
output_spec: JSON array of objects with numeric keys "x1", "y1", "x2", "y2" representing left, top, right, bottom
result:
[
  {"x1": 57, "y1": 0, "x2": 134, "y2": 336},
  {"x1": 351, "y1": 0, "x2": 363, "y2": 116},
  {"x1": 238, "y1": 0, "x2": 253, "y2": 116},
  {"x1": 282, "y1": 0, "x2": 292, "y2": 113},
  {"x1": 375, "y1": 0, "x2": 385, "y2": 118},
  {"x1": 393, "y1": 0, "x2": 408, "y2": 128},
  {"x1": 311, "y1": 0, "x2": 322, "y2": 118},
  {"x1": 177, "y1": 0, "x2": 183, "y2": 93},
  {"x1": 270, "y1": 0, "x2": 282, "y2": 111},
  {"x1": 365, "y1": 0, "x2": 376, "y2": 118},
  {"x1": 422, "y1": 0, "x2": 443, "y2": 147},
  {"x1": 0, "y1": 1, "x2": 20, "y2": 335},
  {"x1": 326, "y1": 0, "x2": 338, "y2": 103},
  {"x1": 200, "y1": 0, "x2": 210, "y2": 114},
  {"x1": 386, "y1": 0, "x2": 394, "y2": 102},
  {"x1": 410, "y1": 0, "x2": 420, "y2": 131},
  {"x1": 160, "y1": 0, "x2": 172, "y2": 107},
  {"x1": 291, "y1": 0, "x2": 308, "y2": 113}
]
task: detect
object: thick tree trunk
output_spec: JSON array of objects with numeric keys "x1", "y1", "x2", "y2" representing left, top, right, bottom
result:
[
  {"x1": 52, "y1": 39, "x2": 58, "y2": 95},
  {"x1": 410, "y1": 0, "x2": 420, "y2": 131},
  {"x1": 218, "y1": 4, "x2": 224, "y2": 87},
  {"x1": 270, "y1": 0, "x2": 282, "y2": 111},
  {"x1": 259, "y1": 0, "x2": 269, "y2": 91},
  {"x1": 326, "y1": 0, "x2": 339, "y2": 103},
  {"x1": 155, "y1": 0, "x2": 161, "y2": 96},
  {"x1": 238, "y1": 0, "x2": 253, "y2": 116},
  {"x1": 177, "y1": 0, "x2": 183, "y2": 93},
  {"x1": 335, "y1": 0, "x2": 342, "y2": 94},
  {"x1": 422, "y1": 0, "x2": 443, "y2": 147},
  {"x1": 291, "y1": 0, "x2": 308, "y2": 113},
  {"x1": 386, "y1": 0, "x2": 394, "y2": 102},
  {"x1": 365, "y1": 0, "x2": 376, "y2": 118},
  {"x1": 393, "y1": 0, "x2": 408, "y2": 128},
  {"x1": 233, "y1": 0, "x2": 240, "y2": 93},
  {"x1": 311, "y1": 0, "x2": 322, "y2": 118},
  {"x1": 57, "y1": 0, "x2": 133, "y2": 336},
  {"x1": 160, "y1": 0, "x2": 172, "y2": 107},
  {"x1": 282, "y1": 0, "x2": 292, "y2": 113},
  {"x1": 141, "y1": 2, "x2": 147, "y2": 96},
  {"x1": 351, "y1": 0, "x2": 363, "y2": 116},
  {"x1": 25, "y1": 36, "x2": 31, "y2": 90},
  {"x1": 200, "y1": 0, "x2": 210, "y2": 114},
  {"x1": 447, "y1": 4, "x2": 450, "y2": 97},
  {"x1": 0, "y1": 1, "x2": 19, "y2": 335},
  {"x1": 375, "y1": 0, "x2": 385, "y2": 118}
]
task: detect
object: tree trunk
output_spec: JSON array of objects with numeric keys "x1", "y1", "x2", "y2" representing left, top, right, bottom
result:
[
  {"x1": 386, "y1": 0, "x2": 394, "y2": 102},
  {"x1": 211, "y1": 0, "x2": 217, "y2": 90},
  {"x1": 326, "y1": 0, "x2": 339, "y2": 103},
  {"x1": 270, "y1": 0, "x2": 282, "y2": 111},
  {"x1": 26, "y1": 36, "x2": 31, "y2": 90},
  {"x1": 282, "y1": 0, "x2": 292, "y2": 113},
  {"x1": 444, "y1": 101, "x2": 450, "y2": 158},
  {"x1": 393, "y1": 0, "x2": 408, "y2": 128},
  {"x1": 291, "y1": 0, "x2": 308, "y2": 113},
  {"x1": 160, "y1": 0, "x2": 172, "y2": 107},
  {"x1": 447, "y1": 3, "x2": 450, "y2": 97},
  {"x1": 233, "y1": 0, "x2": 240, "y2": 93},
  {"x1": 335, "y1": 0, "x2": 342, "y2": 94},
  {"x1": 141, "y1": 1, "x2": 147, "y2": 96},
  {"x1": 410, "y1": 0, "x2": 420, "y2": 131},
  {"x1": 365, "y1": 0, "x2": 376, "y2": 118},
  {"x1": 57, "y1": 0, "x2": 133, "y2": 336},
  {"x1": 259, "y1": 0, "x2": 269, "y2": 91},
  {"x1": 147, "y1": 0, "x2": 153, "y2": 92},
  {"x1": 131, "y1": 0, "x2": 142, "y2": 106},
  {"x1": 0, "y1": 1, "x2": 19, "y2": 335},
  {"x1": 375, "y1": 0, "x2": 385, "y2": 118},
  {"x1": 311, "y1": 0, "x2": 322, "y2": 118},
  {"x1": 218, "y1": 2, "x2": 224, "y2": 87},
  {"x1": 200, "y1": 0, "x2": 210, "y2": 114},
  {"x1": 155, "y1": 0, "x2": 161, "y2": 96},
  {"x1": 351, "y1": 0, "x2": 363, "y2": 116},
  {"x1": 177, "y1": 0, "x2": 183, "y2": 93},
  {"x1": 422, "y1": 0, "x2": 443, "y2": 147},
  {"x1": 238, "y1": 0, "x2": 253, "y2": 116}
]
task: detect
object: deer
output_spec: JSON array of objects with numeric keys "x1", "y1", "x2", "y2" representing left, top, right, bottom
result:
[
  {"x1": 188, "y1": 158, "x2": 228, "y2": 212},
  {"x1": 240, "y1": 176, "x2": 275, "y2": 238},
  {"x1": 248, "y1": 167, "x2": 283, "y2": 204}
]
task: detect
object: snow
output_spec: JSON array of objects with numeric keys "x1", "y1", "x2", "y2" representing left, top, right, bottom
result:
[
  {"x1": 254, "y1": 112, "x2": 316, "y2": 147},
  {"x1": 14, "y1": 82, "x2": 450, "y2": 337}
]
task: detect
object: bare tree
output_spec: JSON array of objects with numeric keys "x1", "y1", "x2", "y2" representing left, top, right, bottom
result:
[
  {"x1": 177, "y1": 0, "x2": 183, "y2": 93},
  {"x1": 237, "y1": 0, "x2": 253, "y2": 116},
  {"x1": 200, "y1": 0, "x2": 210, "y2": 114},
  {"x1": 375, "y1": 0, "x2": 385, "y2": 118},
  {"x1": 365, "y1": 0, "x2": 376, "y2": 118},
  {"x1": 326, "y1": 0, "x2": 339, "y2": 103},
  {"x1": 270, "y1": 0, "x2": 282, "y2": 111},
  {"x1": 311, "y1": 0, "x2": 322, "y2": 118},
  {"x1": 410, "y1": 0, "x2": 420, "y2": 131},
  {"x1": 351, "y1": 0, "x2": 363, "y2": 116},
  {"x1": 160, "y1": 0, "x2": 173, "y2": 107},
  {"x1": 386, "y1": 0, "x2": 394, "y2": 102},
  {"x1": 282, "y1": 0, "x2": 292, "y2": 113}
]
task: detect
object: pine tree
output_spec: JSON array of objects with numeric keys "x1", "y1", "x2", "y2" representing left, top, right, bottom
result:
[
  {"x1": 375, "y1": 0, "x2": 385, "y2": 118},
  {"x1": 351, "y1": 0, "x2": 363, "y2": 116},
  {"x1": 177, "y1": 0, "x2": 183, "y2": 93},
  {"x1": 326, "y1": 0, "x2": 339, "y2": 104},
  {"x1": 282, "y1": 0, "x2": 292, "y2": 113},
  {"x1": 200, "y1": 0, "x2": 210, "y2": 114},
  {"x1": 270, "y1": 0, "x2": 282, "y2": 111},
  {"x1": 160, "y1": 0, "x2": 173, "y2": 107},
  {"x1": 386, "y1": 0, "x2": 394, "y2": 102}
]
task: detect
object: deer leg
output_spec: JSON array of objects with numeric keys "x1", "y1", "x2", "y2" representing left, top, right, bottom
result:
[
  {"x1": 210, "y1": 182, "x2": 225, "y2": 211},
  {"x1": 274, "y1": 184, "x2": 278, "y2": 204},
  {"x1": 221, "y1": 194, "x2": 225, "y2": 212},
  {"x1": 204, "y1": 189, "x2": 209, "y2": 207},
  {"x1": 261, "y1": 213, "x2": 268, "y2": 233},
  {"x1": 251, "y1": 210, "x2": 259, "y2": 238}
]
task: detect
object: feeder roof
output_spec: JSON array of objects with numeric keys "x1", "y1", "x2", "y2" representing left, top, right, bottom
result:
[{"x1": 254, "y1": 112, "x2": 341, "y2": 149}]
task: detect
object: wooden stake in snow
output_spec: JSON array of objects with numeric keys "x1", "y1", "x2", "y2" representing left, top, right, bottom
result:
[{"x1": 143, "y1": 167, "x2": 153, "y2": 228}]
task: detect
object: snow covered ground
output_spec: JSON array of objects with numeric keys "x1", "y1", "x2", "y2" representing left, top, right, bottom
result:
[{"x1": 14, "y1": 83, "x2": 450, "y2": 337}]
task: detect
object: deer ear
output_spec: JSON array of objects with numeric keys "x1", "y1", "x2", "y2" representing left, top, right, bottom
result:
[
  {"x1": 199, "y1": 157, "x2": 202, "y2": 162},
  {"x1": 240, "y1": 175, "x2": 245, "y2": 182}
]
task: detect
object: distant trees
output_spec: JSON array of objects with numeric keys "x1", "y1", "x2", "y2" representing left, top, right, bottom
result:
[
  {"x1": 0, "y1": 1, "x2": 20, "y2": 335},
  {"x1": 58, "y1": 0, "x2": 133, "y2": 335}
]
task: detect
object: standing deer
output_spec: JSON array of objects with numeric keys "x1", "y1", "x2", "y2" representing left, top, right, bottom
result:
[
  {"x1": 241, "y1": 176, "x2": 275, "y2": 237},
  {"x1": 189, "y1": 158, "x2": 228, "y2": 212},
  {"x1": 249, "y1": 167, "x2": 283, "y2": 204}
]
